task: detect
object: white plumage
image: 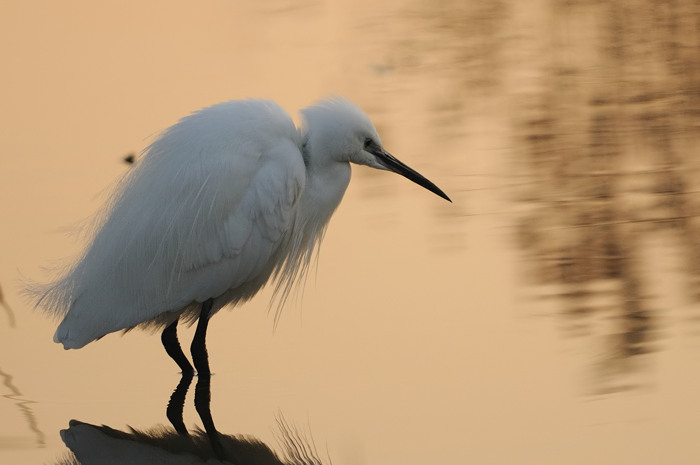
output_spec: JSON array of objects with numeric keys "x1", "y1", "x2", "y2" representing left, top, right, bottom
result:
[{"x1": 33, "y1": 97, "x2": 450, "y2": 354}]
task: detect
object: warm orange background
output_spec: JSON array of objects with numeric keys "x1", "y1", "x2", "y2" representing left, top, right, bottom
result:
[{"x1": 1, "y1": 1, "x2": 699, "y2": 464}]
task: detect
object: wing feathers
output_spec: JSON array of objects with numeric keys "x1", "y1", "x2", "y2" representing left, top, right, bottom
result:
[{"x1": 36, "y1": 100, "x2": 306, "y2": 348}]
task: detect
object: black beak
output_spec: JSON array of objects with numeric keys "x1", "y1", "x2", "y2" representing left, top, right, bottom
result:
[{"x1": 370, "y1": 144, "x2": 451, "y2": 202}]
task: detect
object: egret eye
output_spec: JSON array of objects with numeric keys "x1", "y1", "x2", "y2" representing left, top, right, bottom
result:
[{"x1": 364, "y1": 138, "x2": 373, "y2": 150}]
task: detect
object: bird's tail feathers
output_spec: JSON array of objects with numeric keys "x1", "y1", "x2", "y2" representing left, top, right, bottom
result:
[{"x1": 22, "y1": 262, "x2": 81, "y2": 321}]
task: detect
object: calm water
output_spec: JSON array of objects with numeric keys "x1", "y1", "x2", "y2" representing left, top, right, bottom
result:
[{"x1": 2, "y1": 1, "x2": 700, "y2": 464}]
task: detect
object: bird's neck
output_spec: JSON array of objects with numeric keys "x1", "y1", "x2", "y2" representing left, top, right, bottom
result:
[
  {"x1": 270, "y1": 160, "x2": 351, "y2": 304},
  {"x1": 299, "y1": 160, "x2": 351, "y2": 228},
  {"x1": 291, "y1": 134, "x2": 352, "y2": 254}
]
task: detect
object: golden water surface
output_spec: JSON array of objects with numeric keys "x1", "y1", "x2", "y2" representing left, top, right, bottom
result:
[{"x1": 1, "y1": 1, "x2": 699, "y2": 464}]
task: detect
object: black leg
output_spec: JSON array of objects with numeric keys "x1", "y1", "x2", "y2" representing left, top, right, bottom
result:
[
  {"x1": 191, "y1": 299, "x2": 225, "y2": 460},
  {"x1": 161, "y1": 318, "x2": 194, "y2": 376},
  {"x1": 190, "y1": 299, "x2": 214, "y2": 376}
]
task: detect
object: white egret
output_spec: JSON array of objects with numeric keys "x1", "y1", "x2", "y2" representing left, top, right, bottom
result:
[{"x1": 33, "y1": 97, "x2": 450, "y2": 376}]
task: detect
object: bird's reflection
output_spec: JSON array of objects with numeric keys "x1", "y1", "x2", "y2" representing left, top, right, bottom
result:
[
  {"x1": 166, "y1": 368, "x2": 223, "y2": 459},
  {"x1": 54, "y1": 371, "x2": 328, "y2": 464},
  {"x1": 55, "y1": 416, "x2": 326, "y2": 465}
]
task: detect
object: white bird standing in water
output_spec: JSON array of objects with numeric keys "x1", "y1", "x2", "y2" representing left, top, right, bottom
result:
[{"x1": 33, "y1": 97, "x2": 450, "y2": 376}]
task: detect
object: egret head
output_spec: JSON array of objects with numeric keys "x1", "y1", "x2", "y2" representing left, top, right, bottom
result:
[{"x1": 301, "y1": 97, "x2": 451, "y2": 202}]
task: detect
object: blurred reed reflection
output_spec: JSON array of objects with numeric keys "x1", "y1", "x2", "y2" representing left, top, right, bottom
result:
[
  {"x1": 1, "y1": 292, "x2": 44, "y2": 449},
  {"x1": 375, "y1": 1, "x2": 507, "y2": 139},
  {"x1": 53, "y1": 416, "x2": 326, "y2": 465},
  {"x1": 0, "y1": 367, "x2": 45, "y2": 449},
  {"x1": 511, "y1": 0, "x2": 700, "y2": 391},
  {"x1": 0, "y1": 283, "x2": 15, "y2": 328}
]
